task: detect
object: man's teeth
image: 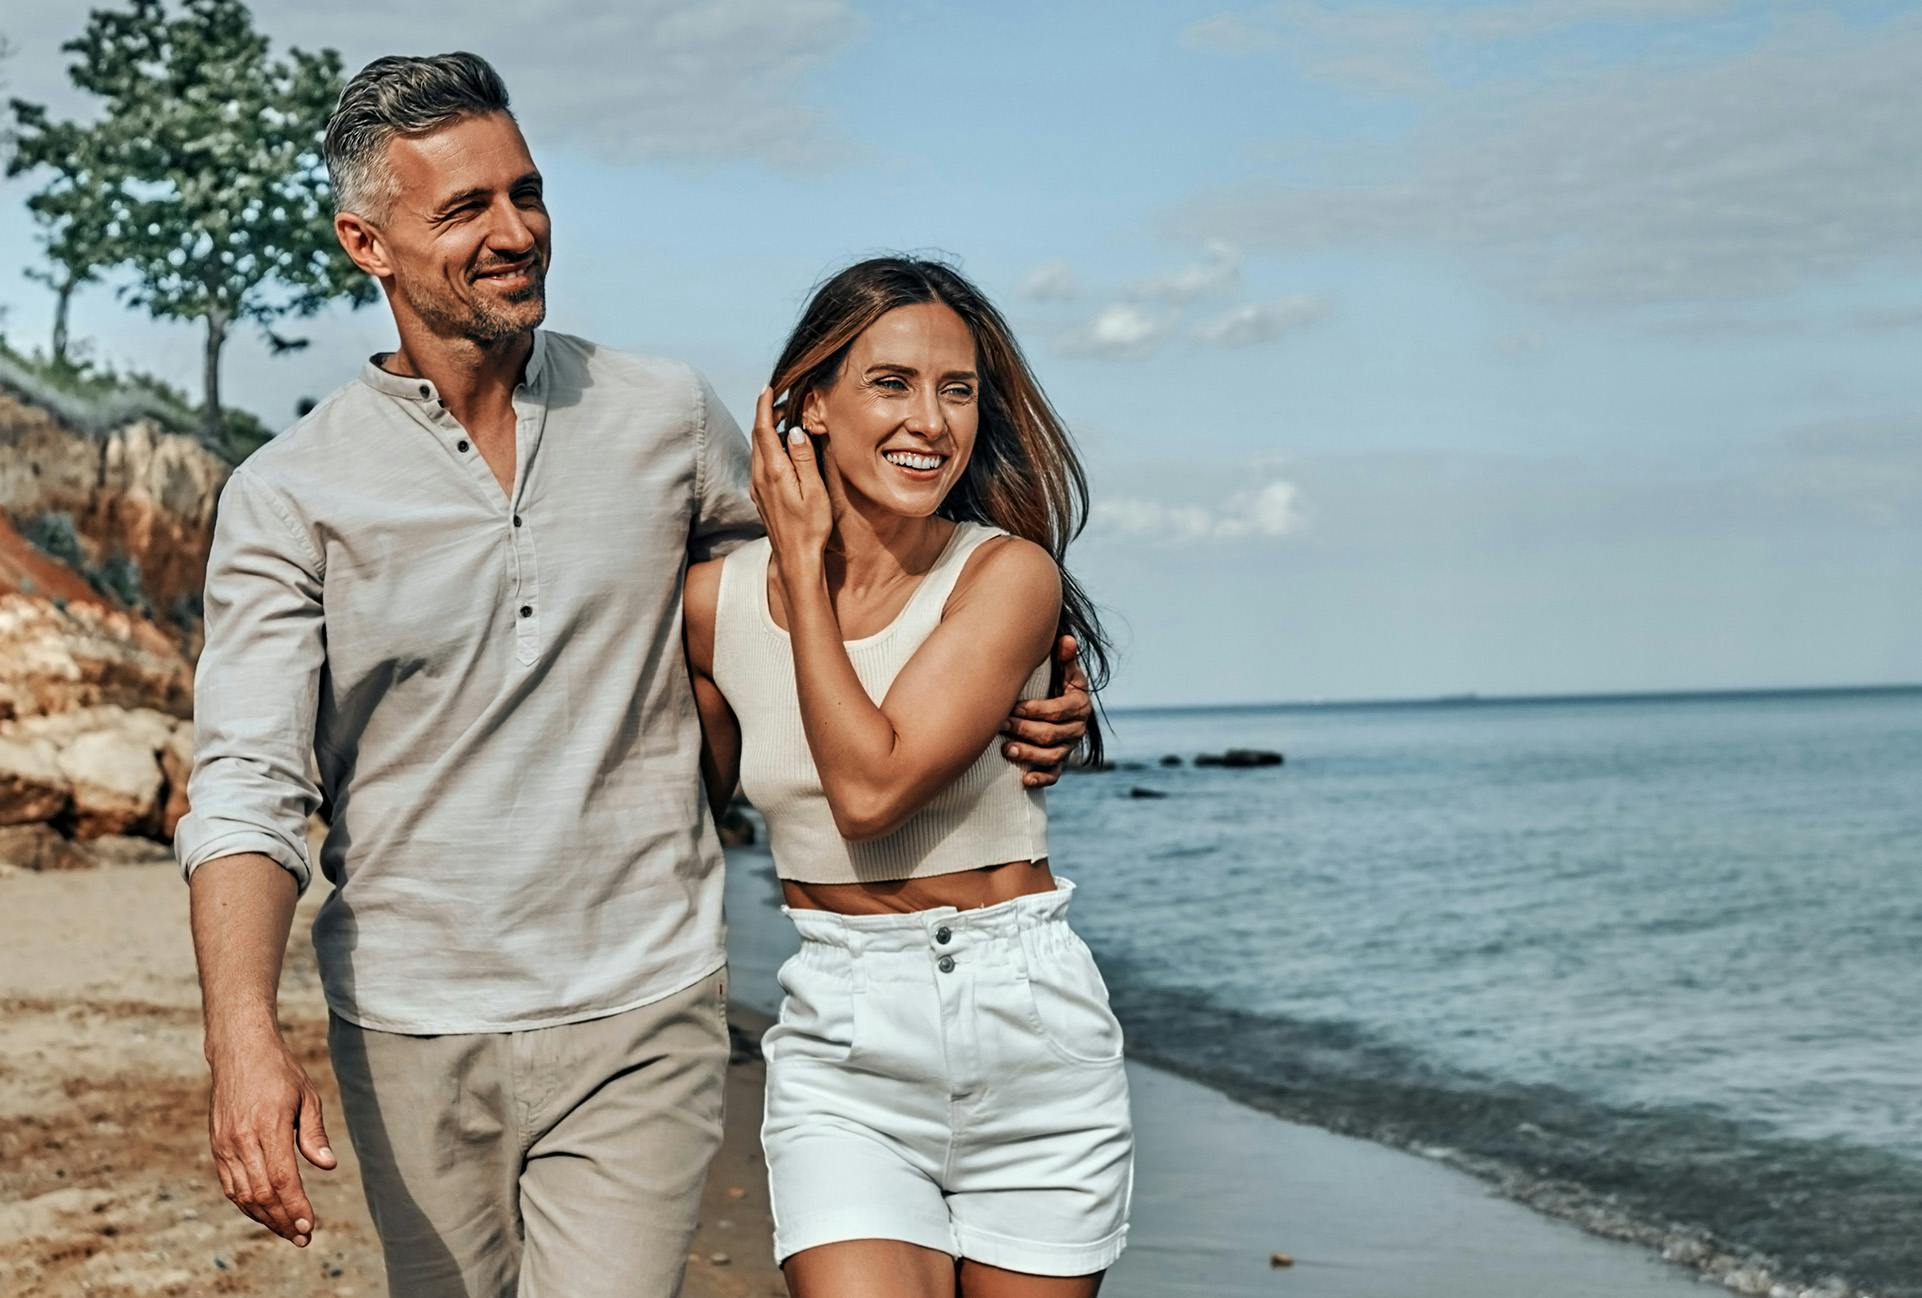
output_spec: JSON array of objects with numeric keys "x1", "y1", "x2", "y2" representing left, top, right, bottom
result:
[{"x1": 883, "y1": 451, "x2": 944, "y2": 471}]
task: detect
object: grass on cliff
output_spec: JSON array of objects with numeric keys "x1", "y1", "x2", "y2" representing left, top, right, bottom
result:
[{"x1": 0, "y1": 335, "x2": 273, "y2": 464}]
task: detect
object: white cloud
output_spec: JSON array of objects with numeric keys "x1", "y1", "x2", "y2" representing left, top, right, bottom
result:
[
  {"x1": 5, "y1": 1, "x2": 862, "y2": 167},
  {"x1": 1092, "y1": 478, "x2": 1305, "y2": 541},
  {"x1": 1057, "y1": 303, "x2": 1167, "y2": 359},
  {"x1": 1143, "y1": 240, "x2": 1242, "y2": 303},
  {"x1": 1019, "y1": 261, "x2": 1079, "y2": 301},
  {"x1": 1174, "y1": 9, "x2": 1922, "y2": 306},
  {"x1": 1193, "y1": 296, "x2": 1327, "y2": 346}
]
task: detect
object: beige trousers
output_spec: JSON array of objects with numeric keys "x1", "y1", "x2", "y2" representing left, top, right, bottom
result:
[{"x1": 328, "y1": 967, "x2": 729, "y2": 1298}]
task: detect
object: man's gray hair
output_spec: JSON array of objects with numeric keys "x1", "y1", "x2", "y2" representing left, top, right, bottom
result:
[{"x1": 324, "y1": 52, "x2": 513, "y2": 220}]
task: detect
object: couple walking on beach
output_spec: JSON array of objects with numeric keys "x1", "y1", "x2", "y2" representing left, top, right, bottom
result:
[{"x1": 175, "y1": 51, "x2": 1134, "y2": 1298}]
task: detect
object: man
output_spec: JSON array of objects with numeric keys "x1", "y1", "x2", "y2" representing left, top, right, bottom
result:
[{"x1": 175, "y1": 51, "x2": 1091, "y2": 1298}]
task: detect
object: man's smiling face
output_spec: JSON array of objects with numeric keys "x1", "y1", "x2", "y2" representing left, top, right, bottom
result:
[{"x1": 374, "y1": 110, "x2": 552, "y2": 343}]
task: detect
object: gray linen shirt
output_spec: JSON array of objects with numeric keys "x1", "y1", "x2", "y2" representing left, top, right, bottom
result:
[{"x1": 174, "y1": 330, "x2": 763, "y2": 1033}]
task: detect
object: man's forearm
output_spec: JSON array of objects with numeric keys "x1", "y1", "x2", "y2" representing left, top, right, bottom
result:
[{"x1": 189, "y1": 853, "x2": 300, "y2": 1053}]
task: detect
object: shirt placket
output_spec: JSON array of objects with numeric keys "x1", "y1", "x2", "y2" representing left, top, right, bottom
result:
[{"x1": 507, "y1": 382, "x2": 549, "y2": 666}]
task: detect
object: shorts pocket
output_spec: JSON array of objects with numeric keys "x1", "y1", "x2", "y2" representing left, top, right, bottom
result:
[
  {"x1": 771, "y1": 949, "x2": 860, "y2": 1065},
  {"x1": 1024, "y1": 935, "x2": 1125, "y2": 1067}
]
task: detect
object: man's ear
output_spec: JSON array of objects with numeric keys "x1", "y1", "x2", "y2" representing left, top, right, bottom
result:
[{"x1": 334, "y1": 212, "x2": 391, "y2": 280}]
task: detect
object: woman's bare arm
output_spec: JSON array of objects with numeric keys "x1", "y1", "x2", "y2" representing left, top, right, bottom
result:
[
  {"x1": 779, "y1": 529, "x2": 1060, "y2": 841},
  {"x1": 682, "y1": 558, "x2": 741, "y2": 827}
]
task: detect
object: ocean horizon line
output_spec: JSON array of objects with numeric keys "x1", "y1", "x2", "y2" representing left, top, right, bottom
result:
[{"x1": 1106, "y1": 680, "x2": 1922, "y2": 716}]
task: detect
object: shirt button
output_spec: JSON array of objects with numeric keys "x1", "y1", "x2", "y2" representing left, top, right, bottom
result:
[
  {"x1": 457, "y1": 439, "x2": 470, "y2": 453},
  {"x1": 937, "y1": 955, "x2": 955, "y2": 974},
  {"x1": 519, "y1": 604, "x2": 533, "y2": 618},
  {"x1": 935, "y1": 926, "x2": 952, "y2": 945},
  {"x1": 418, "y1": 384, "x2": 430, "y2": 398},
  {"x1": 513, "y1": 515, "x2": 523, "y2": 527}
]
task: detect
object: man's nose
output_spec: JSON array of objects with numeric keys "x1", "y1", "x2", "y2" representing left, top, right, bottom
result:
[{"x1": 487, "y1": 198, "x2": 537, "y2": 255}]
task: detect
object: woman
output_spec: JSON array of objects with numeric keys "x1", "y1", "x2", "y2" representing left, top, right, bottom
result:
[{"x1": 683, "y1": 256, "x2": 1132, "y2": 1298}]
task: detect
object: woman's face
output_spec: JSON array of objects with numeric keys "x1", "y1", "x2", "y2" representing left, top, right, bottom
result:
[{"x1": 804, "y1": 302, "x2": 980, "y2": 520}]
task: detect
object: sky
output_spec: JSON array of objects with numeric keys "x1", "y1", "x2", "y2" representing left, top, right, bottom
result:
[{"x1": 2, "y1": 0, "x2": 1919, "y2": 707}]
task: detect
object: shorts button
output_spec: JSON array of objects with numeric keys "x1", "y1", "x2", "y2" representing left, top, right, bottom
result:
[
  {"x1": 935, "y1": 926, "x2": 952, "y2": 945},
  {"x1": 937, "y1": 955, "x2": 955, "y2": 974}
]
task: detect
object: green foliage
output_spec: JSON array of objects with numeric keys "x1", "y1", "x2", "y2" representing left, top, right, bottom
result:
[
  {"x1": 91, "y1": 553, "x2": 151, "y2": 615},
  {"x1": 7, "y1": 0, "x2": 376, "y2": 440},
  {"x1": 19, "y1": 511, "x2": 156, "y2": 619},
  {"x1": 21, "y1": 512, "x2": 85, "y2": 568}
]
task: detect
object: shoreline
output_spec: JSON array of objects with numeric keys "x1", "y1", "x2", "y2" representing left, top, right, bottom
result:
[{"x1": 0, "y1": 854, "x2": 1860, "y2": 1298}]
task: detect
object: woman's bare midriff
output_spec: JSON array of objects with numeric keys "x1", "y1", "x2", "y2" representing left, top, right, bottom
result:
[{"x1": 782, "y1": 858, "x2": 1055, "y2": 915}]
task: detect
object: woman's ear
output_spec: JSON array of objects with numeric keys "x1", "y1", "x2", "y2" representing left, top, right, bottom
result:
[{"x1": 800, "y1": 387, "x2": 828, "y2": 438}]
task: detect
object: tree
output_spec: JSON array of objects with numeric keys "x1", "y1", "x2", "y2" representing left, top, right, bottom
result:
[
  {"x1": 10, "y1": 0, "x2": 375, "y2": 447},
  {"x1": 9, "y1": 104, "x2": 114, "y2": 365}
]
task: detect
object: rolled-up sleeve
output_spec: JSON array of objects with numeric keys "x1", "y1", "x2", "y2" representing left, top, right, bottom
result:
[
  {"x1": 173, "y1": 467, "x2": 324, "y2": 893},
  {"x1": 688, "y1": 369, "x2": 764, "y2": 562}
]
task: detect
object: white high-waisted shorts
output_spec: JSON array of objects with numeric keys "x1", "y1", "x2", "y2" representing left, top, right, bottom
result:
[{"x1": 760, "y1": 877, "x2": 1134, "y2": 1276}]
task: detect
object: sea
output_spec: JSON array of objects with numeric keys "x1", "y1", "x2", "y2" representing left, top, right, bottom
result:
[{"x1": 730, "y1": 685, "x2": 1922, "y2": 1296}]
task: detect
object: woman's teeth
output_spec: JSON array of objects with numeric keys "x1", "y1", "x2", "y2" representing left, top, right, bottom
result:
[{"x1": 883, "y1": 451, "x2": 944, "y2": 471}]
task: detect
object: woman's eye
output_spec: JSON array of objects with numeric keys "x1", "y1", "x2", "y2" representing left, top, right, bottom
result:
[
  {"x1": 876, "y1": 377, "x2": 909, "y2": 392},
  {"x1": 944, "y1": 386, "x2": 975, "y2": 401}
]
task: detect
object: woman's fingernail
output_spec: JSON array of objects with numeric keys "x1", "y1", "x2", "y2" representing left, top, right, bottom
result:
[{"x1": 788, "y1": 429, "x2": 805, "y2": 445}]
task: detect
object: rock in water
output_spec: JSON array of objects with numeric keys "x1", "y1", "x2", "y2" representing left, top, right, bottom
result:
[
  {"x1": 1128, "y1": 786, "x2": 1168, "y2": 799},
  {"x1": 1159, "y1": 754, "x2": 1183, "y2": 766},
  {"x1": 716, "y1": 805, "x2": 756, "y2": 847},
  {"x1": 1195, "y1": 749, "x2": 1284, "y2": 768}
]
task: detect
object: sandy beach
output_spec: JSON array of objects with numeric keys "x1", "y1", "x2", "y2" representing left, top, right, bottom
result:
[
  {"x1": 2, "y1": 852, "x2": 1715, "y2": 1298},
  {"x1": 0, "y1": 859, "x2": 786, "y2": 1298}
]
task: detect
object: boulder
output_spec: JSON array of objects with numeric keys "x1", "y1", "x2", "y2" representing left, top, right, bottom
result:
[
  {"x1": 1159, "y1": 754, "x2": 1183, "y2": 767},
  {"x1": 0, "y1": 821, "x2": 93, "y2": 871},
  {"x1": 55, "y1": 727, "x2": 165, "y2": 838},
  {"x1": 0, "y1": 733, "x2": 70, "y2": 824},
  {"x1": 159, "y1": 721, "x2": 195, "y2": 839},
  {"x1": 1127, "y1": 786, "x2": 1169, "y2": 799},
  {"x1": 0, "y1": 593, "x2": 193, "y2": 721},
  {"x1": 82, "y1": 833, "x2": 176, "y2": 868}
]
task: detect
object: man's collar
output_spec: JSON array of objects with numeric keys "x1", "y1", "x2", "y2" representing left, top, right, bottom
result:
[{"x1": 360, "y1": 329, "x2": 548, "y2": 403}]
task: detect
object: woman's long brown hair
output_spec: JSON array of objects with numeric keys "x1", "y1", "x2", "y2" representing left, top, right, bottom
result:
[{"x1": 769, "y1": 255, "x2": 1114, "y2": 765}]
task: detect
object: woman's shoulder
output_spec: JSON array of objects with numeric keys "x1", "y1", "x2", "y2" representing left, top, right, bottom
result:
[{"x1": 946, "y1": 525, "x2": 1060, "y2": 614}]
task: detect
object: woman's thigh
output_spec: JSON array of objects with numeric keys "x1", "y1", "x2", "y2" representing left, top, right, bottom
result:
[
  {"x1": 785, "y1": 1238, "x2": 957, "y2": 1298},
  {"x1": 959, "y1": 1258, "x2": 1104, "y2": 1298}
]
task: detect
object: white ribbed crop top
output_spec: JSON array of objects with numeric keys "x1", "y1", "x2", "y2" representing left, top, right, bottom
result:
[{"x1": 711, "y1": 521, "x2": 1052, "y2": 884}]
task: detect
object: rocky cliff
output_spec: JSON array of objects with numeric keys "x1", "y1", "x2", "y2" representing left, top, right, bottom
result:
[{"x1": 0, "y1": 375, "x2": 232, "y2": 870}]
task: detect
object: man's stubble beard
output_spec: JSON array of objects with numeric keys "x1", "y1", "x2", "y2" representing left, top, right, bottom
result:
[{"x1": 399, "y1": 259, "x2": 548, "y2": 345}]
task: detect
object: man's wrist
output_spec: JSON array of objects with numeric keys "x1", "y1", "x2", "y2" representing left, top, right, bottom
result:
[{"x1": 203, "y1": 1007, "x2": 286, "y2": 1061}]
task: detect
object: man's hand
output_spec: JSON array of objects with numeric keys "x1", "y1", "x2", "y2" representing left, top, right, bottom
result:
[
  {"x1": 205, "y1": 1028, "x2": 336, "y2": 1247},
  {"x1": 1002, "y1": 633, "x2": 1093, "y2": 788}
]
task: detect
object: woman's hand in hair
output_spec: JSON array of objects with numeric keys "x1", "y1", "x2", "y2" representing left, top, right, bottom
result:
[{"x1": 748, "y1": 386, "x2": 832, "y2": 582}]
